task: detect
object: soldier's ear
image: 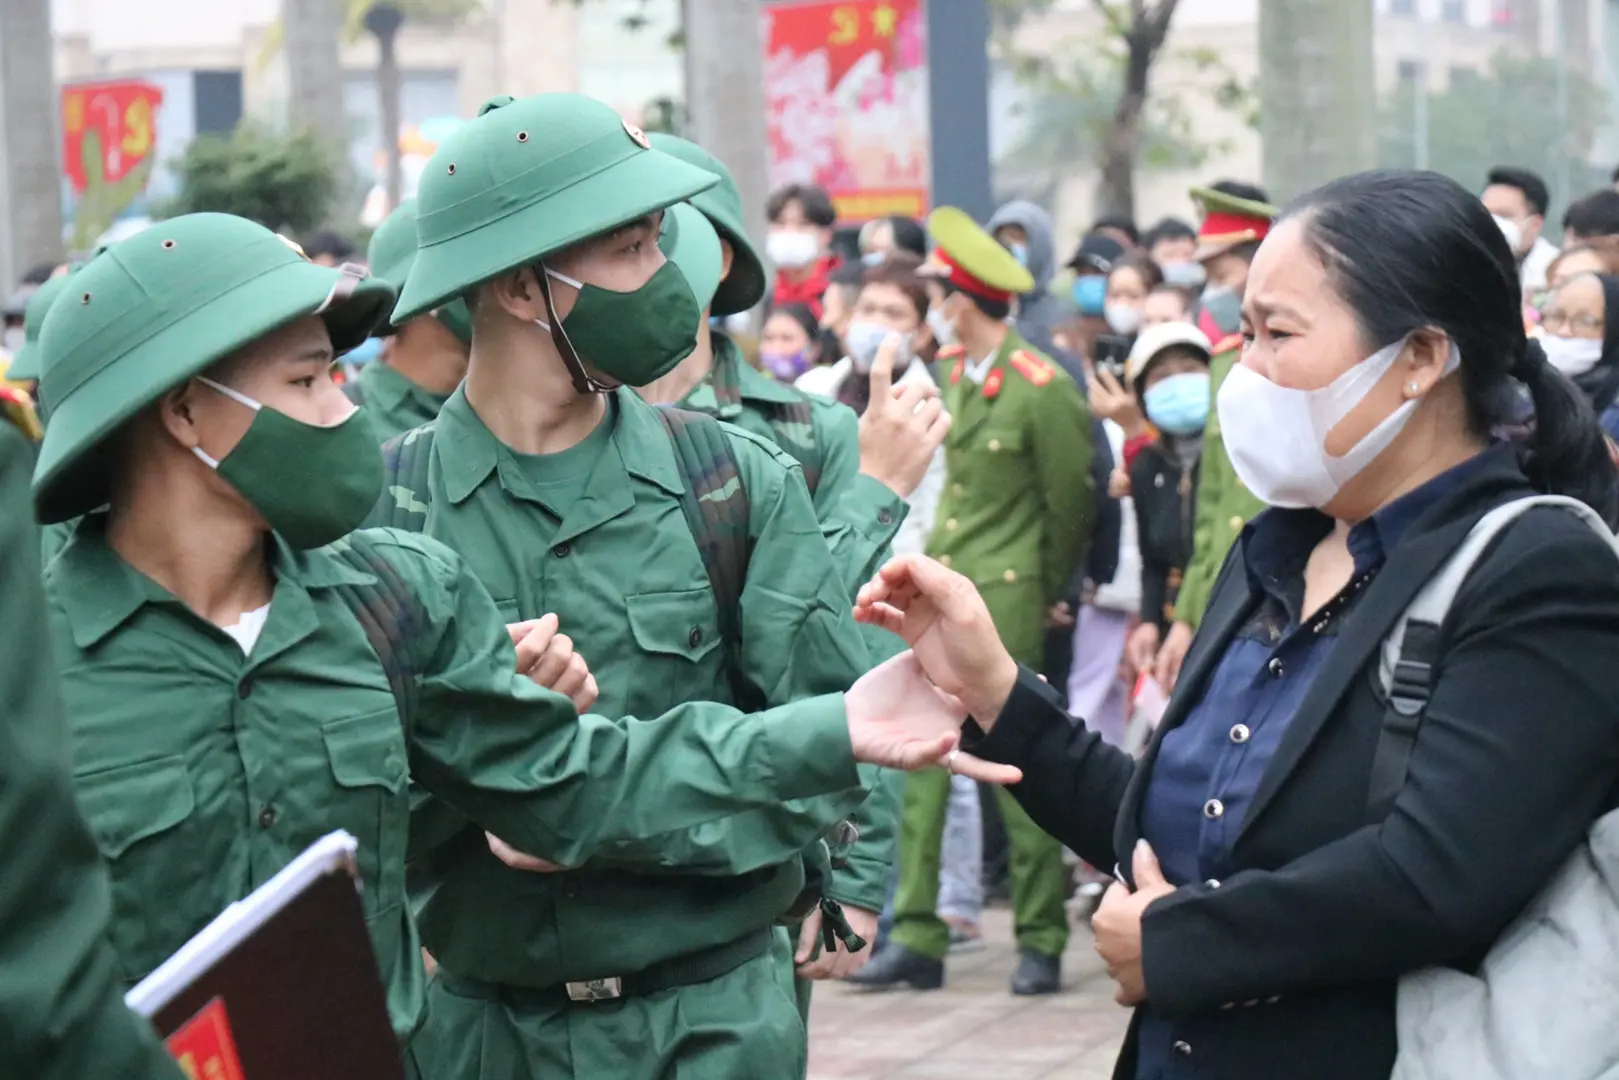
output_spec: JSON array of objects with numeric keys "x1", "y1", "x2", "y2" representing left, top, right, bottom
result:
[
  {"x1": 157, "y1": 381, "x2": 203, "y2": 450},
  {"x1": 487, "y1": 267, "x2": 546, "y2": 323}
]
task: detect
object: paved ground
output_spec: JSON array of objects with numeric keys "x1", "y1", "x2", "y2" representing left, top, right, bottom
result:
[{"x1": 808, "y1": 908, "x2": 1130, "y2": 1080}]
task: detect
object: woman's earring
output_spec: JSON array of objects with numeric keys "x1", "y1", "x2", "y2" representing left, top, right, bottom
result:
[{"x1": 1408, "y1": 382, "x2": 1420, "y2": 393}]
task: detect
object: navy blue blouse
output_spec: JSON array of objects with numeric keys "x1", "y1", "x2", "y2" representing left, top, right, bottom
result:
[{"x1": 1132, "y1": 451, "x2": 1495, "y2": 1079}]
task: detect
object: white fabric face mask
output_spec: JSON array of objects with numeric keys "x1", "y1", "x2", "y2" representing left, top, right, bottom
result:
[
  {"x1": 1217, "y1": 335, "x2": 1462, "y2": 510},
  {"x1": 926, "y1": 306, "x2": 958, "y2": 349},
  {"x1": 1105, "y1": 304, "x2": 1142, "y2": 336},
  {"x1": 1540, "y1": 334, "x2": 1605, "y2": 378},
  {"x1": 766, "y1": 230, "x2": 821, "y2": 271},
  {"x1": 1493, "y1": 214, "x2": 1523, "y2": 254},
  {"x1": 845, "y1": 319, "x2": 911, "y2": 373}
]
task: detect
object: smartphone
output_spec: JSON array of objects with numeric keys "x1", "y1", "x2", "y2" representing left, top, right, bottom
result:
[{"x1": 1092, "y1": 334, "x2": 1133, "y2": 381}]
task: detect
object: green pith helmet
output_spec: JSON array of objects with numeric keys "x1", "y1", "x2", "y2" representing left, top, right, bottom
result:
[
  {"x1": 393, "y1": 93, "x2": 720, "y2": 324},
  {"x1": 658, "y1": 202, "x2": 724, "y2": 315},
  {"x1": 647, "y1": 133, "x2": 766, "y2": 317},
  {"x1": 367, "y1": 198, "x2": 471, "y2": 344},
  {"x1": 33, "y1": 212, "x2": 395, "y2": 524},
  {"x1": 6, "y1": 269, "x2": 80, "y2": 383}
]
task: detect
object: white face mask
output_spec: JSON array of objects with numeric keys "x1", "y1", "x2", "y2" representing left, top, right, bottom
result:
[
  {"x1": 845, "y1": 319, "x2": 911, "y2": 373},
  {"x1": 1104, "y1": 304, "x2": 1142, "y2": 336},
  {"x1": 1493, "y1": 214, "x2": 1523, "y2": 254},
  {"x1": 767, "y1": 230, "x2": 821, "y2": 271},
  {"x1": 2, "y1": 326, "x2": 23, "y2": 355},
  {"x1": 1161, "y1": 261, "x2": 1206, "y2": 289},
  {"x1": 926, "y1": 306, "x2": 958, "y2": 349},
  {"x1": 1540, "y1": 333, "x2": 1605, "y2": 378},
  {"x1": 1217, "y1": 335, "x2": 1462, "y2": 509}
]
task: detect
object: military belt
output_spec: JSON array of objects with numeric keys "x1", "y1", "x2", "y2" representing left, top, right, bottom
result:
[{"x1": 436, "y1": 927, "x2": 774, "y2": 1007}]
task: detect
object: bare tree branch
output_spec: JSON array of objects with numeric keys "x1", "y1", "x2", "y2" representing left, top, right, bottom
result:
[{"x1": 1090, "y1": 0, "x2": 1131, "y2": 39}]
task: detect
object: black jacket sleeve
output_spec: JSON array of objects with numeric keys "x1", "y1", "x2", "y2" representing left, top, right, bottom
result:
[
  {"x1": 962, "y1": 668, "x2": 1138, "y2": 871},
  {"x1": 0, "y1": 425, "x2": 185, "y2": 1080},
  {"x1": 1139, "y1": 510, "x2": 1619, "y2": 1016}
]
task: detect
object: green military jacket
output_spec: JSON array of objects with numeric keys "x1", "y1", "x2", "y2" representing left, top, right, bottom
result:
[
  {"x1": 46, "y1": 517, "x2": 865, "y2": 1042},
  {"x1": 677, "y1": 332, "x2": 906, "y2": 914},
  {"x1": 0, "y1": 423, "x2": 184, "y2": 1080},
  {"x1": 344, "y1": 360, "x2": 452, "y2": 444},
  {"x1": 372, "y1": 386, "x2": 877, "y2": 986},
  {"x1": 930, "y1": 330, "x2": 1096, "y2": 666},
  {"x1": 1173, "y1": 343, "x2": 1267, "y2": 628}
]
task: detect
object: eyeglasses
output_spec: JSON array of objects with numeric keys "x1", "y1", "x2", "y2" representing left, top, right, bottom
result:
[{"x1": 1539, "y1": 309, "x2": 1605, "y2": 336}]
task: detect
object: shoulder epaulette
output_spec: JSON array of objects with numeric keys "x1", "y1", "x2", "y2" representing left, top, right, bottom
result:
[
  {"x1": 1008, "y1": 349, "x2": 1054, "y2": 386},
  {"x1": 937, "y1": 344, "x2": 967, "y2": 361},
  {"x1": 1211, "y1": 333, "x2": 1245, "y2": 356}
]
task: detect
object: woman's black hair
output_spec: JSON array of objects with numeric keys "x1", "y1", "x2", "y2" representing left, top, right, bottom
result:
[
  {"x1": 885, "y1": 216, "x2": 928, "y2": 258},
  {"x1": 767, "y1": 301, "x2": 822, "y2": 361},
  {"x1": 1285, "y1": 169, "x2": 1618, "y2": 520}
]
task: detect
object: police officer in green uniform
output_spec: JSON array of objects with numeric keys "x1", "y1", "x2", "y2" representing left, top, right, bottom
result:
[
  {"x1": 0, "y1": 416, "x2": 184, "y2": 1080},
  {"x1": 345, "y1": 198, "x2": 470, "y2": 442},
  {"x1": 853, "y1": 207, "x2": 1096, "y2": 997},
  {"x1": 1156, "y1": 185, "x2": 1276, "y2": 687},
  {"x1": 368, "y1": 93, "x2": 898, "y2": 1080},
  {"x1": 28, "y1": 212, "x2": 975, "y2": 1075}
]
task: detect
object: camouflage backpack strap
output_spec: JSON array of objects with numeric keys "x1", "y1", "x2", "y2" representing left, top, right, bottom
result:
[
  {"x1": 328, "y1": 532, "x2": 428, "y2": 738},
  {"x1": 653, "y1": 406, "x2": 753, "y2": 658},
  {"x1": 763, "y1": 397, "x2": 823, "y2": 496},
  {"x1": 377, "y1": 424, "x2": 437, "y2": 530}
]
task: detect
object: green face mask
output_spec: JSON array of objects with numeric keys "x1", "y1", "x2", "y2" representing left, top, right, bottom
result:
[
  {"x1": 194, "y1": 377, "x2": 383, "y2": 549},
  {"x1": 536, "y1": 260, "x2": 701, "y2": 391}
]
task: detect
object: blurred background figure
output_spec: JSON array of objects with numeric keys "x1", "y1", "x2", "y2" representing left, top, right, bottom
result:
[
  {"x1": 759, "y1": 301, "x2": 826, "y2": 383},
  {"x1": 859, "y1": 214, "x2": 927, "y2": 265},
  {"x1": 1482, "y1": 165, "x2": 1559, "y2": 295},
  {"x1": 300, "y1": 228, "x2": 358, "y2": 268},
  {"x1": 1546, "y1": 238, "x2": 1619, "y2": 289},
  {"x1": 1103, "y1": 251, "x2": 1165, "y2": 340},
  {"x1": 1537, "y1": 271, "x2": 1619, "y2": 438},
  {"x1": 1562, "y1": 189, "x2": 1619, "y2": 247},
  {"x1": 768, "y1": 182, "x2": 841, "y2": 318}
]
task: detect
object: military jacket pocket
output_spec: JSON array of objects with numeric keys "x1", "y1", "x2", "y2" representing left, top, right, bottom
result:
[
  {"x1": 321, "y1": 708, "x2": 409, "y2": 916},
  {"x1": 625, "y1": 588, "x2": 724, "y2": 664},
  {"x1": 73, "y1": 755, "x2": 201, "y2": 980}
]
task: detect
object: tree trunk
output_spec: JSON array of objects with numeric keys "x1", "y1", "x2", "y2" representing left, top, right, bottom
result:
[
  {"x1": 0, "y1": 0, "x2": 65, "y2": 286},
  {"x1": 1096, "y1": 34, "x2": 1153, "y2": 220},
  {"x1": 377, "y1": 29, "x2": 403, "y2": 211},
  {"x1": 683, "y1": 0, "x2": 771, "y2": 318},
  {"x1": 283, "y1": 0, "x2": 347, "y2": 149},
  {"x1": 1258, "y1": 0, "x2": 1375, "y2": 202}
]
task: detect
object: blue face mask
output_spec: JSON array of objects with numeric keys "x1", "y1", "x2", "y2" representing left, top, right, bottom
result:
[
  {"x1": 345, "y1": 336, "x2": 384, "y2": 366},
  {"x1": 1143, "y1": 371, "x2": 1211, "y2": 436},
  {"x1": 1072, "y1": 275, "x2": 1107, "y2": 317},
  {"x1": 1009, "y1": 242, "x2": 1029, "y2": 267}
]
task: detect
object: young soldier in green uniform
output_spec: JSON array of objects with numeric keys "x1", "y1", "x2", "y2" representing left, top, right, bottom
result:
[
  {"x1": 9, "y1": 268, "x2": 82, "y2": 566},
  {"x1": 853, "y1": 207, "x2": 1097, "y2": 997},
  {"x1": 370, "y1": 93, "x2": 894, "y2": 1080},
  {"x1": 638, "y1": 137, "x2": 948, "y2": 1010},
  {"x1": 28, "y1": 212, "x2": 981, "y2": 1075},
  {"x1": 345, "y1": 198, "x2": 470, "y2": 442},
  {"x1": 1155, "y1": 185, "x2": 1276, "y2": 688},
  {"x1": 0, "y1": 417, "x2": 184, "y2": 1080}
]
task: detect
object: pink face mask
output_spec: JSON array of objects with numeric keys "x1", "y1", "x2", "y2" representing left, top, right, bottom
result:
[{"x1": 761, "y1": 348, "x2": 812, "y2": 382}]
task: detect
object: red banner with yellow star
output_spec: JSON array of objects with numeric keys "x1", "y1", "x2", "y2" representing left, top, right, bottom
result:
[{"x1": 763, "y1": 0, "x2": 932, "y2": 223}]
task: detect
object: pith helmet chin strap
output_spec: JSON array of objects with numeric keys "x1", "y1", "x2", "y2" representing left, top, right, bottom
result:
[{"x1": 534, "y1": 263, "x2": 620, "y2": 396}]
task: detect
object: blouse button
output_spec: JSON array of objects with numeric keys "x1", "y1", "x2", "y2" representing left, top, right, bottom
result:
[
  {"x1": 257, "y1": 806, "x2": 276, "y2": 829},
  {"x1": 1229, "y1": 723, "x2": 1251, "y2": 744},
  {"x1": 1267, "y1": 657, "x2": 1285, "y2": 679},
  {"x1": 688, "y1": 627, "x2": 703, "y2": 648},
  {"x1": 1203, "y1": 798, "x2": 1225, "y2": 819},
  {"x1": 1173, "y1": 1040, "x2": 1193, "y2": 1056},
  {"x1": 1205, "y1": 878, "x2": 1222, "y2": 888}
]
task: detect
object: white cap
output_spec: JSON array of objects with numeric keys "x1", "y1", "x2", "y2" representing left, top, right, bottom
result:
[{"x1": 1126, "y1": 321, "x2": 1213, "y2": 386}]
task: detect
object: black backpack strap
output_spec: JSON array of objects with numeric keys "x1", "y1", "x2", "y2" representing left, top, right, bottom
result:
[
  {"x1": 653, "y1": 406, "x2": 753, "y2": 653},
  {"x1": 376, "y1": 424, "x2": 437, "y2": 531},
  {"x1": 1365, "y1": 620, "x2": 1441, "y2": 819},
  {"x1": 329, "y1": 532, "x2": 427, "y2": 737}
]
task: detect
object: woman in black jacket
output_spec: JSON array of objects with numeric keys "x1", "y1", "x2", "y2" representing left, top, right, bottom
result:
[{"x1": 855, "y1": 170, "x2": 1619, "y2": 1080}]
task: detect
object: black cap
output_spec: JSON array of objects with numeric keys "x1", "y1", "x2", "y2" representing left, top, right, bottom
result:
[{"x1": 1066, "y1": 233, "x2": 1126, "y2": 274}]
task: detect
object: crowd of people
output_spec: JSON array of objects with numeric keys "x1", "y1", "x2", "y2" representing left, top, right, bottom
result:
[{"x1": 3, "y1": 90, "x2": 1619, "y2": 1080}]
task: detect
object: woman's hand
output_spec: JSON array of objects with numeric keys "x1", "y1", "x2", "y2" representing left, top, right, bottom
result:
[
  {"x1": 1085, "y1": 369, "x2": 1148, "y2": 439},
  {"x1": 1125, "y1": 621, "x2": 1161, "y2": 678},
  {"x1": 854, "y1": 555, "x2": 1020, "y2": 727},
  {"x1": 508, "y1": 614, "x2": 599, "y2": 712},
  {"x1": 1093, "y1": 841, "x2": 1176, "y2": 1006},
  {"x1": 1155, "y1": 620, "x2": 1194, "y2": 691},
  {"x1": 845, "y1": 652, "x2": 1020, "y2": 783}
]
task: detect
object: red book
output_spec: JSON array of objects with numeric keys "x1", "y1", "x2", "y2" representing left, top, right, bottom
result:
[{"x1": 165, "y1": 998, "x2": 247, "y2": 1080}]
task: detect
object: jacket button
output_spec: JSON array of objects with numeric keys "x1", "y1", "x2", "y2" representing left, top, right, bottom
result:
[
  {"x1": 1205, "y1": 878, "x2": 1221, "y2": 888},
  {"x1": 951, "y1": 483, "x2": 964, "y2": 496},
  {"x1": 1229, "y1": 723, "x2": 1251, "y2": 744},
  {"x1": 237, "y1": 680, "x2": 253, "y2": 699},
  {"x1": 1228, "y1": 515, "x2": 1244, "y2": 531},
  {"x1": 1265, "y1": 995, "x2": 1282, "y2": 1005},
  {"x1": 939, "y1": 555, "x2": 952, "y2": 568},
  {"x1": 877, "y1": 508, "x2": 894, "y2": 526},
  {"x1": 1002, "y1": 569, "x2": 1017, "y2": 583},
  {"x1": 552, "y1": 542, "x2": 571, "y2": 558},
  {"x1": 1267, "y1": 657, "x2": 1285, "y2": 679},
  {"x1": 1203, "y1": 798, "x2": 1224, "y2": 819},
  {"x1": 688, "y1": 627, "x2": 703, "y2": 648},
  {"x1": 988, "y1": 439, "x2": 1002, "y2": 452},
  {"x1": 945, "y1": 518, "x2": 958, "y2": 531},
  {"x1": 258, "y1": 806, "x2": 276, "y2": 829},
  {"x1": 1173, "y1": 1040, "x2": 1192, "y2": 1056}
]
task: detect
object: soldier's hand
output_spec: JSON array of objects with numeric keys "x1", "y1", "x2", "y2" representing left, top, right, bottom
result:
[
  {"x1": 486, "y1": 832, "x2": 568, "y2": 873},
  {"x1": 508, "y1": 614, "x2": 600, "y2": 712},
  {"x1": 858, "y1": 332, "x2": 950, "y2": 498},
  {"x1": 794, "y1": 904, "x2": 879, "y2": 980}
]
